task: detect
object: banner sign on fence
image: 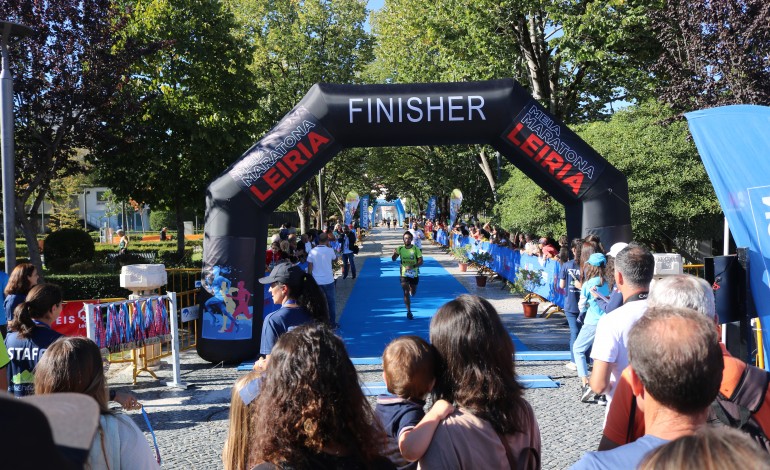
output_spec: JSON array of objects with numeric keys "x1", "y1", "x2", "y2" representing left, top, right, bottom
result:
[
  {"x1": 181, "y1": 305, "x2": 200, "y2": 323},
  {"x1": 53, "y1": 300, "x2": 96, "y2": 337}
]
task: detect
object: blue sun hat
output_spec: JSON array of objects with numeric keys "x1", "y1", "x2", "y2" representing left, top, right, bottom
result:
[{"x1": 587, "y1": 253, "x2": 607, "y2": 267}]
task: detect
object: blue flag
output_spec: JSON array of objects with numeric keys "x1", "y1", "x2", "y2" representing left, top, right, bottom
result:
[
  {"x1": 426, "y1": 196, "x2": 437, "y2": 221},
  {"x1": 686, "y1": 105, "x2": 770, "y2": 366}
]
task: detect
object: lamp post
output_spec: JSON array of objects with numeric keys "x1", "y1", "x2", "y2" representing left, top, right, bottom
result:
[
  {"x1": 83, "y1": 189, "x2": 90, "y2": 230},
  {"x1": 1, "y1": 21, "x2": 33, "y2": 273}
]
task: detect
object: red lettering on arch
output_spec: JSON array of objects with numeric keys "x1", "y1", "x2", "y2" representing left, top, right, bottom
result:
[
  {"x1": 282, "y1": 150, "x2": 305, "y2": 172},
  {"x1": 506, "y1": 123, "x2": 525, "y2": 146},
  {"x1": 562, "y1": 173, "x2": 584, "y2": 195},
  {"x1": 307, "y1": 131, "x2": 330, "y2": 153},
  {"x1": 542, "y1": 151, "x2": 564, "y2": 175},
  {"x1": 250, "y1": 185, "x2": 273, "y2": 202},
  {"x1": 263, "y1": 168, "x2": 285, "y2": 190},
  {"x1": 522, "y1": 134, "x2": 544, "y2": 157}
]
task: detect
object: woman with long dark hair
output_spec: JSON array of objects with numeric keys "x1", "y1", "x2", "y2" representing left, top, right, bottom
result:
[
  {"x1": 421, "y1": 294, "x2": 541, "y2": 469},
  {"x1": 3, "y1": 263, "x2": 40, "y2": 331},
  {"x1": 250, "y1": 323, "x2": 393, "y2": 469},
  {"x1": 4, "y1": 283, "x2": 62, "y2": 397},
  {"x1": 253, "y1": 263, "x2": 329, "y2": 371},
  {"x1": 35, "y1": 337, "x2": 159, "y2": 469}
]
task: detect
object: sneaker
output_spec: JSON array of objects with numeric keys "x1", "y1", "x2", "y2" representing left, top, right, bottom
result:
[
  {"x1": 565, "y1": 362, "x2": 577, "y2": 371},
  {"x1": 580, "y1": 384, "x2": 594, "y2": 403},
  {"x1": 596, "y1": 395, "x2": 608, "y2": 406},
  {"x1": 406, "y1": 311, "x2": 414, "y2": 320}
]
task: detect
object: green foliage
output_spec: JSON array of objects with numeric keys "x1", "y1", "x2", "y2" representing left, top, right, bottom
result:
[
  {"x1": 91, "y1": 0, "x2": 259, "y2": 246},
  {"x1": 450, "y1": 244, "x2": 471, "y2": 264},
  {"x1": 468, "y1": 250, "x2": 493, "y2": 275},
  {"x1": 44, "y1": 229, "x2": 96, "y2": 273},
  {"x1": 46, "y1": 273, "x2": 131, "y2": 300},
  {"x1": 510, "y1": 267, "x2": 544, "y2": 296},
  {"x1": 47, "y1": 174, "x2": 86, "y2": 231},
  {"x1": 149, "y1": 211, "x2": 177, "y2": 231},
  {"x1": 495, "y1": 165, "x2": 567, "y2": 238},
  {"x1": 574, "y1": 101, "x2": 722, "y2": 251}
]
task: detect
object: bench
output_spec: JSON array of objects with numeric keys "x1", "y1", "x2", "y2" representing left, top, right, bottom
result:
[{"x1": 105, "y1": 251, "x2": 158, "y2": 264}]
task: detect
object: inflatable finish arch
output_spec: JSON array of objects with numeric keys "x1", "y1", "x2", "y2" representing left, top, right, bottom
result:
[{"x1": 199, "y1": 79, "x2": 631, "y2": 363}]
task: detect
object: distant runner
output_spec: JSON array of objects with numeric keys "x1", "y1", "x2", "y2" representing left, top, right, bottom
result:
[{"x1": 392, "y1": 231, "x2": 424, "y2": 320}]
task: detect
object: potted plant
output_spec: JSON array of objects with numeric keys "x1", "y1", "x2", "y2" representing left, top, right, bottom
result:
[
  {"x1": 468, "y1": 250, "x2": 493, "y2": 287},
  {"x1": 510, "y1": 267, "x2": 544, "y2": 318},
  {"x1": 450, "y1": 245, "x2": 470, "y2": 272}
]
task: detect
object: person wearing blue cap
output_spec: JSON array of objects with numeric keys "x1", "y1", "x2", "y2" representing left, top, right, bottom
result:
[{"x1": 572, "y1": 252, "x2": 610, "y2": 403}]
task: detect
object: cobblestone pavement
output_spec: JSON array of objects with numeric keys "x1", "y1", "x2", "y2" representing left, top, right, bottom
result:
[{"x1": 110, "y1": 227, "x2": 605, "y2": 469}]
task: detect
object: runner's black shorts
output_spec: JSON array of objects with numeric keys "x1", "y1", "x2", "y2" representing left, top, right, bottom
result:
[{"x1": 400, "y1": 276, "x2": 419, "y2": 290}]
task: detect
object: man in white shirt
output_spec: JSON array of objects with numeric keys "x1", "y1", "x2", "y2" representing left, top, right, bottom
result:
[
  {"x1": 408, "y1": 223, "x2": 425, "y2": 250},
  {"x1": 308, "y1": 233, "x2": 338, "y2": 328},
  {"x1": 589, "y1": 243, "x2": 654, "y2": 408}
]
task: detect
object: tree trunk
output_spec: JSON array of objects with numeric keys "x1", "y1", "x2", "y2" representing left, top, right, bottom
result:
[
  {"x1": 297, "y1": 184, "x2": 313, "y2": 234},
  {"x1": 175, "y1": 198, "x2": 185, "y2": 257},
  {"x1": 16, "y1": 200, "x2": 44, "y2": 281},
  {"x1": 476, "y1": 147, "x2": 497, "y2": 201}
]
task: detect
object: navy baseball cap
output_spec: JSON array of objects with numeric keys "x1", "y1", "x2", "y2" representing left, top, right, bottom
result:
[{"x1": 259, "y1": 262, "x2": 304, "y2": 286}]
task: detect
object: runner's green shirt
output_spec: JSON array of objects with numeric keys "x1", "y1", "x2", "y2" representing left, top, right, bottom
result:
[{"x1": 396, "y1": 245, "x2": 422, "y2": 277}]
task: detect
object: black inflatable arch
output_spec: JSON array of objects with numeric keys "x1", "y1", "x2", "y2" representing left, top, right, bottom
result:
[{"x1": 199, "y1": 79, "x2": 631, "y2": 363}]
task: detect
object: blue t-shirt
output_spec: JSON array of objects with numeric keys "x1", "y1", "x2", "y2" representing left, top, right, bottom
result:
[
  {"x1": 375, "y1": 395, "x2": 425, "y2": 470},
  {"x1": 4, "y1": 293, "x2": 25, "y2": 325},
  {"x1": 558, "y1": 259, "x2": 580, "y2": 314},
  {"x1": 5, "y1": 322, "x2": 63, "y2": 397},
  {"x1": 259, "y1": 306, "x2": 313, "y2": 355},
  {"x1": 570, "y1": 435, "x2": 668, "y2": 469},
  {"x1": 0, "y1": 271, "x2": 8, "y2": 327},
  {"x1": 580, "y1": 277, "x2": 610, "y2": 326}
]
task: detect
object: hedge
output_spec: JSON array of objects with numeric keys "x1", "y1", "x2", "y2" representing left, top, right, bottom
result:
[{"x1": 47, "y1": 273, "x2": 131, "y2": 300}]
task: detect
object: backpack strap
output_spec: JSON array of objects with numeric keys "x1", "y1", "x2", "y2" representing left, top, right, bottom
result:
[
  {"x1": 626, "y1": 393, "x2": 637, "y2": 443},
  {"x1": 729, "y1": 364, "x2": 770, "y2": 413}
]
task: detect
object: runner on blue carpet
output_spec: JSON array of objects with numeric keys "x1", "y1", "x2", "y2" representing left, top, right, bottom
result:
[{"x1": 392, "y1": 231, "x2": 423, "y2": 320}]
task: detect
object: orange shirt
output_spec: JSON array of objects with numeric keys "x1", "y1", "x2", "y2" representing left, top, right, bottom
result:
[{"x1": 603, "y1": 344, "x2": 770, "y2": 445}]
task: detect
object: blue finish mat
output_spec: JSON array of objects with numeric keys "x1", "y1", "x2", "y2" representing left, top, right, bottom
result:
[
  {"x1": 349, "y1": 350, "x2": 573, "y2": 366},
  {"x1": 361, "y1": 375, "x2": 559, "y2": 395},
  {"x1": 338, "y1": 256, "x2": 529, "y2": 358}
]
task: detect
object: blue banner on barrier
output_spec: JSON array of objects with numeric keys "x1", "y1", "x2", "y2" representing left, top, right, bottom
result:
[{"x1": 452, "y1": 235, "x2": 565, "y2": 309}]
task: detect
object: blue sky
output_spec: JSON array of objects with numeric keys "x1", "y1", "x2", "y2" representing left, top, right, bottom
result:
[{"x1": 365, "y1": 0, "x2": 384, "y2": 31}]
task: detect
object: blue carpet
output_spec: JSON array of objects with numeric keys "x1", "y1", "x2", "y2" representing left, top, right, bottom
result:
[
  {"x1": 338, "y1": 256, "x2": 530, "y2": 358},
  {"x1": 361, "y1": 375, "x2": 558, "y2": 395},
  {"x1": 348, "y1": 351, "x2": 571, "y2": 366}
]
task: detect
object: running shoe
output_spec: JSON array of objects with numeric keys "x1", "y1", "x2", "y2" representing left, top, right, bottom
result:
[
  {"x1": 596, "y1": 395, "x2": 608, "y2": 406},
  {"x1": 580, "y1": 384, "x2": 594, "y2": 403},
  {"x1": 407, "y1": 311, "x2": 414, "y2": 320},
  {"x1": 565, "y1": 362, "x2": 578, "y2": 371}
]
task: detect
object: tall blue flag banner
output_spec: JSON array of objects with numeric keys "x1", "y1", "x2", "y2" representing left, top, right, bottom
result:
[
  {"x1": 449, "y1": 189, "x2": 463, "y2": 227},
  {"x1": 360, "y1": 195, "x2": 370, "y2": 228},
  {"x1": 426, "y1": 196, "x2": 437, "y2": 221},
  {"x1": 686, "y1": 105, "x2": 770, "y2": 367},
  {"x1": 344, "y1": 191, "x2": 359, "y2": 226}
]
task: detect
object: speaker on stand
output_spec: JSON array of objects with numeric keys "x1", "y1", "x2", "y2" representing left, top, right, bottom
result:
[{"x1": 704, "y1": 248, "x2": 756, "y2": 364}]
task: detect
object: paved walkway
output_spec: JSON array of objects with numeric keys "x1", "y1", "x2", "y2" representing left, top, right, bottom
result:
[{"x1": 109, "y1": 227, "x2": 606, "y2": 469}]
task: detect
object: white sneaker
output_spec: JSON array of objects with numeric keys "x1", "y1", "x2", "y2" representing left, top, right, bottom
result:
[{"x1": 565, "y1": 362, "x2": 577, "y2": 371}]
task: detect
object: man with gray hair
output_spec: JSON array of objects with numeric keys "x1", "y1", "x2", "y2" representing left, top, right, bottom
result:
[
  {"x1": 588, "y1": 243, "x2": 654, "y2": 406},
  {"x1": 599, "y1": 274, "x2": 770, "y2": 450},
  {"x1": 572, "y1": 306, "x2": 724, "y2": 469}
]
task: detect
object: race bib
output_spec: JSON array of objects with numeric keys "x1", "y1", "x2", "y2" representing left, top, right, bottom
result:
[{"x1": 404, "y1": 268, "x2": 417, "y2": 278}]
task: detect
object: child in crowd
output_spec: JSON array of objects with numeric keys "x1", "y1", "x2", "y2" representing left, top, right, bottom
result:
[
  {"x1": 572, "y1": 253, "x2": 610, "y2": 404},
  {"x1": 223, "y1": 371, "x2": 263, "y2": 470},
  {"x1": 375, "y1": 336, "x2": 455, "y2": 469}
]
